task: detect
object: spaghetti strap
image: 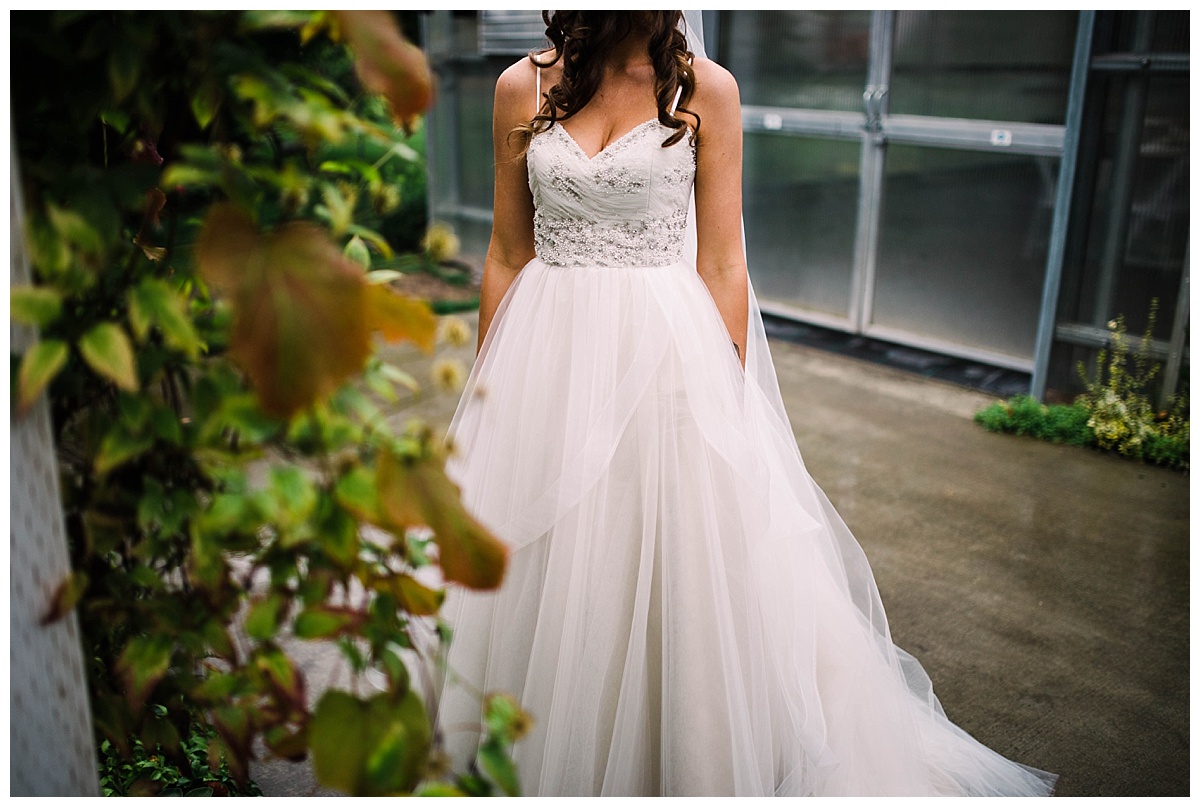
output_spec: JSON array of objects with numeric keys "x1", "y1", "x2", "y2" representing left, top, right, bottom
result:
[
  {"x1": 668, "y1": 55, "x2": 694, "y2": 116},
  {"x1": 535, "y1": 63, "x2": 541, "y2": 116}
]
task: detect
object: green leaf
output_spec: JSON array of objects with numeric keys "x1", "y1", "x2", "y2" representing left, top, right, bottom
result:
[
  {"x1": 477, "y1": 740, "x2": 520, "y2": 797},
  {"x1": 17, "y1": 339, "x2": 68, "y2": 415},
  {"x1": 265, "y1": 466, "x2": 318, "y2": 527},
  {"x1": 108, "y1": 45, "x2": 141, "y2": 101},
  {"x1": 10, "y1": 286, "x2": 62, "y2": 328},
  {"x1": 244, "y1": 594, "x2": 287, "y2": 641},
  {"x1": 190, "y1": 82, "x2": 221, "y2": 130},
  {"x1": 150, "y1": 406, "x2": 185, "y2": 444},
  {"x1": 95, "y1": 425, "x2": 155, "y2": 475},
  {"x1": 255, "y1": 646, "x2": 303, "y2": 708},
  {"x1": 318, "y1": 505, "x2": 359, "y2": 568},
  {"x1": 334, "y1": 465, "x2": 384, "y2": 525},
  {"x1": 381, "y1": 364, "x2": 421, "y2": 395},
  {"x1": 116, "y1": 635, "x2": 174, "y2": 710},
  {"x1": 184, "y1": 787, "x2": 214, "y2": 796},
  {"x1": 389, "y1": 142, "x2": 420, "y2": 163},
  {"x1": 414, "y1": 784, "x2": 467, "y2": 796},
  {"x1": 129, "y1": 279, "x2": 201, "y2": 357},
  {"x1": 346, "y1": 224, "x2": 394, "y2": 260},
  {"x1": 79, "y1": 323, "x2": 138, "y2": 391},
  {"x1": 309, "y1": 690, "x2": 431, "y2": 796},
  {"x1": 344, "y1": 235, "x2": 371, "y2": 270},
  {"x1": 293, "y1": 606, "x2": 362, "y2": 639},
  {"x1": 161, "y1": 163, "x2": 222, "y2": 189},
  {"x1": 46, "y1": 203, "x2": 105, "y2": 256},
  {"x1": 365, "y1": 269, "x2": 403, "y2": 285}
]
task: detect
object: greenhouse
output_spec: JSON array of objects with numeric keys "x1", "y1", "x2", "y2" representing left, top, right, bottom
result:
[{"x1": 423, "y1": 10, "x2": 1189, "y2": 403}]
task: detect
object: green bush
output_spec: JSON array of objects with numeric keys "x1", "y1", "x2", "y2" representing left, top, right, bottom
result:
[
  {"x1": 12, "y1": 10, "x2": 521, "y2": 797},
  {"x1": 974, "y1": 395, "x2": 1095, "y2": 447},
  {"x1": 975, "y1": 300, "x2": 1189, "y2": 472},
  {"x1": 98, "y1": 718, "x2": 263, "y2": 796}
]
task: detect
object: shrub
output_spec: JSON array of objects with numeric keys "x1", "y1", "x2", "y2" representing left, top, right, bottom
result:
[
  {"x1": 12, "y1": 10, "x2": 523, "y2": 796},
  {"x1": 976, "y1": 300, "x2": 1189, "y2": 472},
  {"x1": 974, "y1": 396, "x2": 1095, "y2": 447}
]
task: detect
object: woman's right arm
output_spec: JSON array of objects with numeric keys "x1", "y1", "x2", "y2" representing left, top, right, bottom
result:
[{"x1": 476, "y1": 60, "x2": 538, "y2": 353}]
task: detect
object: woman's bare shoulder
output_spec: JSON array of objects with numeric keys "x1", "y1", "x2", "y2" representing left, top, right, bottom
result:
[
  {"x1": 495, "y1": 50, "x2": 561, "y2": 101},
  {"x1": 690, "y1": 57, "x2": 740, "y2": 113},
  {"x1": 495, "y1": 56, "x2": 535, "y2": 102}
]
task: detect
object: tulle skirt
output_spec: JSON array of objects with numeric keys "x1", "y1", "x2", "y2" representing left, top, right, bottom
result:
[{"x1": 435, "y1": 256, "x2": 1056, "y2": 796}]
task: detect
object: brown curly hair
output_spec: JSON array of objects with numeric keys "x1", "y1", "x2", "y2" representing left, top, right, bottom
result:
[{"x1": 512, "y1": 11, "x2": 699, "y2": 151}]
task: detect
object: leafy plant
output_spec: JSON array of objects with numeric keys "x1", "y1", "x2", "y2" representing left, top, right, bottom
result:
[
  {"x1": 974, "y1": 395, "x2": 1095, "y2": 447},
  {"x1": 1075, "y1": 300, "x2": 1189, "y2": 470},
  {"x1": 12, "y1": 10, "x2": 525, "y2": 796},
  {"x1": 975, "y1": 300, "x2": 1189, "y2": 471},
  {"x1": 98, "y1": 716, "x2": 263, "y2": 796}
]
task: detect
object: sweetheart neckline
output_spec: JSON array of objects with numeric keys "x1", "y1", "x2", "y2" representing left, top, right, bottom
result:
[{"x1": 553, "y1": 119, "x2": 673, "y2": 162}]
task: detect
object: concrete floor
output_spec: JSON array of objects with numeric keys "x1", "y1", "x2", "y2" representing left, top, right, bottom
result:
[{"x1": 251, "y1": 316, "x2": 1189, "y2": 797}]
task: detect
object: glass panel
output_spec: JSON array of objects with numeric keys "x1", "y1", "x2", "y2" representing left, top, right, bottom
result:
[
  {"x1": 1150, "y1": 10, "x2": 1189, "y2": 52},
  {"x1": 455, "y1": 56, "x2": 512, "y2": 211},
  {"x1": 743, "y1": 133, "x2": 861, "y2": 318},
  {"x1": 720, "y1": 11, "x2": 871, "y2": 112},
  {"x1": 1058, "y1": 72, "x2": 1188, "y2": 340},
  {"x1": 872, "y1": 145, "x2": 1059, "y2": 361},
  {"x1": 890, "y1": 11, "x2": 1078, "y2": 124}
]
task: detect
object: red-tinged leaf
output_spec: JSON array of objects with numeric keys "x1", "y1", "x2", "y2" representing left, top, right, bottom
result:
[
  {"x1": 134, "y1": 188, "x2": 169, "y2": 262},
  {"x1": 334, "y1": 11, "x2": 434, "y2": 128},
  {"x1": 41, "y1": 570, "x2": 88, "y2": 625},
  {"x1": 116, "y1": 634, "x2": 174, "y2": 711},
  {"x1": 17, "y1": 339, "x2": 68, "y2": 416},
  {"x1": 376, "y1": 451, "x2": 507, "y2": 590},
  {"x1": 195, "y1": 204, "x2": 373, "y2": 418},
  {"x1": 393, "y1": 574, "x2": 443, "y2": 617},
  {"x1": 78, "y1": 322, "x2": 139, "y2": 391},
  {"x1": 255, "y1": 647, "x2": 305, "y2": 711},
  {"x1": 365, "y1": 285, "x2": 437, "y2": 352}
]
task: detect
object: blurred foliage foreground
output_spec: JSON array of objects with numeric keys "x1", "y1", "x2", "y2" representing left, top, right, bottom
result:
[{"x1": 11, "y1": 10, "x2": 526, "y2": 796}]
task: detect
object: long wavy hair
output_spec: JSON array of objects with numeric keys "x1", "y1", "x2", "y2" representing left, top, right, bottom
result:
[{"x1": 512, "y1": 11, "x2": 698, "y2": 151}]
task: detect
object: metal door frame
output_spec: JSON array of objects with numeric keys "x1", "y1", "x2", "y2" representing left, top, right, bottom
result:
[{"x1": 738, "y1": 11, "x2": 1077, "y2": 373}]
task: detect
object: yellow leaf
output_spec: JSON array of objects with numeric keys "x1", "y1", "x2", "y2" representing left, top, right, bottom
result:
[
  {"x1": 376, "y1": 451, "x2": 507, "y2": 590},
  {"x1": 365, "y1": 285, "x2": 436, "y2": 353},
  {"x1": 17, "y1": 339, "x2": 68, "y2": 416},
  {"x1": 196, "y1": 204, "x2": 373, "y2": 418},
  {"x1": 78, "y1": 323, "x2": 138, "y2": 391},
  {"x1": 393, "y1": 574, "x2": 444, "y2": 616}
]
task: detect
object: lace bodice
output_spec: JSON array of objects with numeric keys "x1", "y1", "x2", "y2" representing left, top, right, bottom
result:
[{"x1": 527, "y1": 120, "x2": 696, "y2": 268}]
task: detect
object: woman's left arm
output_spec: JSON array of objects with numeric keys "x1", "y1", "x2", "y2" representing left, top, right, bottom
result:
[{"x1": 691, "y1": 59, "x2": 748, "y2": 368}]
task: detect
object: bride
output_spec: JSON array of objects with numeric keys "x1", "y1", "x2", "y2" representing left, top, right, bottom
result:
[{"x1": 434, "y1": 10, "x2": 1056, "y2": 796}]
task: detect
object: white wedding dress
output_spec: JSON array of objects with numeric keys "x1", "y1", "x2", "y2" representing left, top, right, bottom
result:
[{"x1": 434, "y1": 83, "x2": 1056, "y2": 796}]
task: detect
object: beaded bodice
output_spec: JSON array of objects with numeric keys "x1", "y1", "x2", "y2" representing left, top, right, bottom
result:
[{"x1": 527, "y1": 120, "x2": 696, "y2": 268}]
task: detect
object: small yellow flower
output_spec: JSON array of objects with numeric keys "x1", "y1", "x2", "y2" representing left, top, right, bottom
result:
[
  {"x1": 422, "y1": 222, "x2": 460, "y2": 263},
  {"x1": 372, "y1": 184, "x2": 401, "y2": 215},
  {"x1": 430, "y1": 358, "x2": 466, "y2": 393},
  {"x1": 1106, "y1": 319, "x2": 1118, "y2": 330},
  {"x1": 439, "y1": 316, "x2": 472, "y2": 348}
]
